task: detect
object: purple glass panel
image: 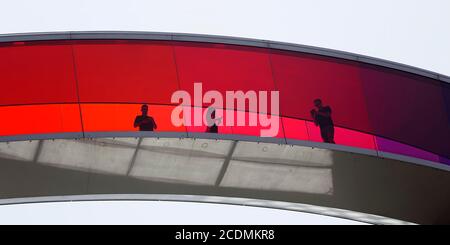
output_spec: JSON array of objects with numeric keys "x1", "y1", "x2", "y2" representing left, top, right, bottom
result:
[
  {"x1": 361, "y1": 65, "x2": 450, "y2": 159},
  {"x1": 439, "y1": 156, "x2": 450, "y2": 166},
  {"x1": 443, "y1": 83, "x2": 450, "y2": 125},
  {"x1": 376, "y1": 137, "x2": 440, "y2": 162}
]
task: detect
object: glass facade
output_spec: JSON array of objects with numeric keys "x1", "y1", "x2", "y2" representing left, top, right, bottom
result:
[{"x1": 0, "y1": 40, "x2": 449, "y2": 165}]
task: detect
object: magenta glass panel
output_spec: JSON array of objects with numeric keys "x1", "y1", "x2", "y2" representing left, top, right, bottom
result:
[
  {"x1": 270, "y1": 50, "x2": 372, "y2": 133},
  {"x1": 306, "y1": 121, "x2": 325, "y2": 143},
  {"x1": 306, "y1": 121, "x2": 376, "y2": 150},
  {"x1": 361, "y1": 65, "x2": 450, "y2": 158},
  {"x1": 282, "y1": 117, "x2": 309, "y2": 141},
  {"x1": 376, "y1": 137, "x2": 440, "y2": 162},
  {"x1": 334, "y1": 127, "x2": 376, "y2": 150}
]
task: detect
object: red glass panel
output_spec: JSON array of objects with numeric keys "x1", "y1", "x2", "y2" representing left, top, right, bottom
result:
[
  {"x1": 73, "y1": 40, "x2": 179, "y2": 104},
  {"x1": 270, "y1": 51, "x2": 371, "y2": 133},
  {"x1": 174, "y1": 42, "x2": 276, "y2": 114},
  {"x1": 0, "y1": 42, "x2": 78, "y2": 105}
]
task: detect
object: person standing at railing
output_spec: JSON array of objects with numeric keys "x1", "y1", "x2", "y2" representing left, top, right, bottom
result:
[
  {"x1": 310, "y1": 99, "x2": 335, "y2": 144},
  {"x1": 206, "y1": 107, "x2": 222, "y2": 133},
  {"x1": 134, "y1": 104, "x2": 157, "y2": 131}
]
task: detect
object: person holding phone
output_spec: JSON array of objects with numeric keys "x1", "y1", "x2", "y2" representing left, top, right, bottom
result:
[
  {"x1": 310, "y1": 99, "x2": 335, "y2": 144},
  {"x1": 134, "y1": 104, "x2": 157, "y2": 131}
]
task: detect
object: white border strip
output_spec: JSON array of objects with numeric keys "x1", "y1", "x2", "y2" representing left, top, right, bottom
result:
[{"x1": 0, "y1": 194, "x2": 415, "y2": 225}]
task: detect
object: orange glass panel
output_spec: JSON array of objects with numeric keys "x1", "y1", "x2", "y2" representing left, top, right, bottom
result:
[
  {"x1": 0, "y1": 104, "x2": 82, "y2": 136},
  {"x1": 230, "y1": 110, "x2": 284, "y2": 138},
  {"x1": 81, "y1": 103, "x2": 186, "y2": 132},
  {"x1": 184, "y1": 107, "x2": 283, "y2": 137},
  {"x1": 184, "y1": 107, "x2": 233, "y2": 134}
]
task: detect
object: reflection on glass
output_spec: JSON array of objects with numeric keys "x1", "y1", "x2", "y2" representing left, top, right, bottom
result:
[
  {"x1": 205, "y1": 107, "x2": 221, "y2": 133},
  {"x1": 310, "y1": 99, "x2": 335, "y2": 144},
  {"x1": 1, "y1": 40, "x2": 448, "y2": 162},
  {"x1": 80, "y1": 103, "x2": 185, "y2": 133},
  {"x1": 134, "y1": 104, "x2": 157, "y2": 131}
]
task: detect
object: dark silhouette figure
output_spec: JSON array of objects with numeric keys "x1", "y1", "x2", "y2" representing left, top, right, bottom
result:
[
  {"x1": 310, "y1": 99, "x2": 335, "y2": 144},
  {"x1": 206, "y1": 108, "x2": 222, "y2": 133},
  {"x1": 134, "y1": 104, "x2": 157, "y2": 131}
]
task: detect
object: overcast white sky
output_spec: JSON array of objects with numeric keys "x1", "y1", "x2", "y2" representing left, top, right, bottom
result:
[
  {"x1": 0, "y1": 0, "x2": 447, "y2": 224},
  {"x1": 0, "y1": 0, "x2": 449, "y2": 76}
]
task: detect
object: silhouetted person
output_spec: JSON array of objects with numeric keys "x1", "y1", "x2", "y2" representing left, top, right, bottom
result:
[
  {"x1": 206, "y1": 108, "x2": 222, "y2": 133},
  {"x1": 134, "y1": 104, "x2": 157, "y2": 131},
  {"x1": 310, "y1": 99, "x2": 335, "y2": 144}
]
